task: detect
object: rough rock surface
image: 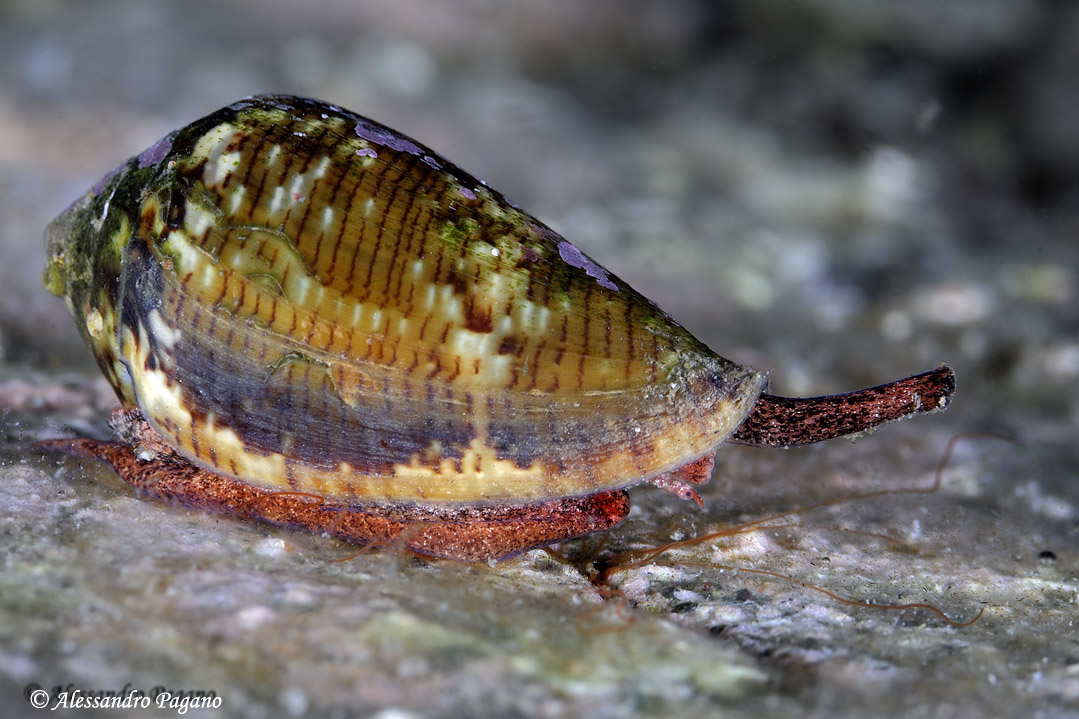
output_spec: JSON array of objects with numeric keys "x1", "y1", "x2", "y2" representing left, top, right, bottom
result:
[{"x1": 2, "y1": 2, "x2": 1076, "y2": 717}]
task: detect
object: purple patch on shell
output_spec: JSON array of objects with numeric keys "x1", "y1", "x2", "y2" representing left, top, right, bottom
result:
[
  {"x1": 356, "y1": 147, "x2": 378, "y2": 159},
  {"x1": 458, "y1": 186, "x2": 477, "y2": 201},
  {"x1": 557, "y1": 241, "x2": 618, "y2": 291},
  {"x1": 355, "y1": 120, "x2": 422, "y2": 155},
  {"x1": 91, "y1": 162, "x2": 125, "y2": 196},
  {"x1": 137, "y1": 132, "x2": 175, "y2": 169}
]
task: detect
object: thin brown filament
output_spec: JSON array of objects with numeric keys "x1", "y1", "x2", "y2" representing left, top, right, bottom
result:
[
  {"x1": 597, "y1": 432, "x2": 1016, "y2": 626},
  {"x1": 335, "y1": 524, "x2": 429, "y2": 563},
  {"x1": 703, "y1": 563, "x2": 984, "y2": 627},
  {"x1": 601, "y1": 554, "x2": 982, "y2": 627},
  {"x1": 600, "y1": 522, "x2": 805, "y2": 581},
  {"x1": 330, "y1": 542, "x2": 386, "y2": 563}
]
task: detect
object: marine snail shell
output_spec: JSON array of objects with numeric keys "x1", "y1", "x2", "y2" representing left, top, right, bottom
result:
[{"x1": 41, "y1": 95, "x2": 954, "y2": 560}]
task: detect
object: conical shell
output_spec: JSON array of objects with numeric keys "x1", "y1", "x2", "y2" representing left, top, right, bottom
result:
[{"x1": 44, "y1": 95, "x2": 766, "y2": 504}]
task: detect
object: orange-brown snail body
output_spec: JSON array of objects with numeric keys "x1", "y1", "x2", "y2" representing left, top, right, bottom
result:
[{"x1": 42, "y1": 95, "x2": 954, "y2": 561}]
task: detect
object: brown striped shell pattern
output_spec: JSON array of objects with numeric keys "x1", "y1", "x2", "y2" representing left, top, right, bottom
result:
[{"x1": 42, "y1": 95, "x2": 955, "y2": 561}]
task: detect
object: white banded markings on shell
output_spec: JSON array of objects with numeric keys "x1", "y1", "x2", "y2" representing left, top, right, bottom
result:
[
  {"x1": 111, "y1": 248, "x2": 297, "y2": 490},
  {"x1": 52, "y1": 95, "x2": 770, "y2": 505},
  {"x1": 190, "y1": 116, "x2": 344, "y2": 253},
  {"x1": 122, "y1": 332, "x2": 291, "y2": 491},
  {"x1": 118, "y1": 265, "x2": 557, "y2": 503},
  {"x1": 166, "y1": 113, "x2": 585, "y2": 395},
  {"x1": 440, "y1": 239, "x2": 556, "y2": 388}
]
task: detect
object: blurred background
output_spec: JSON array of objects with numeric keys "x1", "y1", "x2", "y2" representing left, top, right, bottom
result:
[{"x1": 0, "y1": 2, "x2": 1076, "y2": 718}]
